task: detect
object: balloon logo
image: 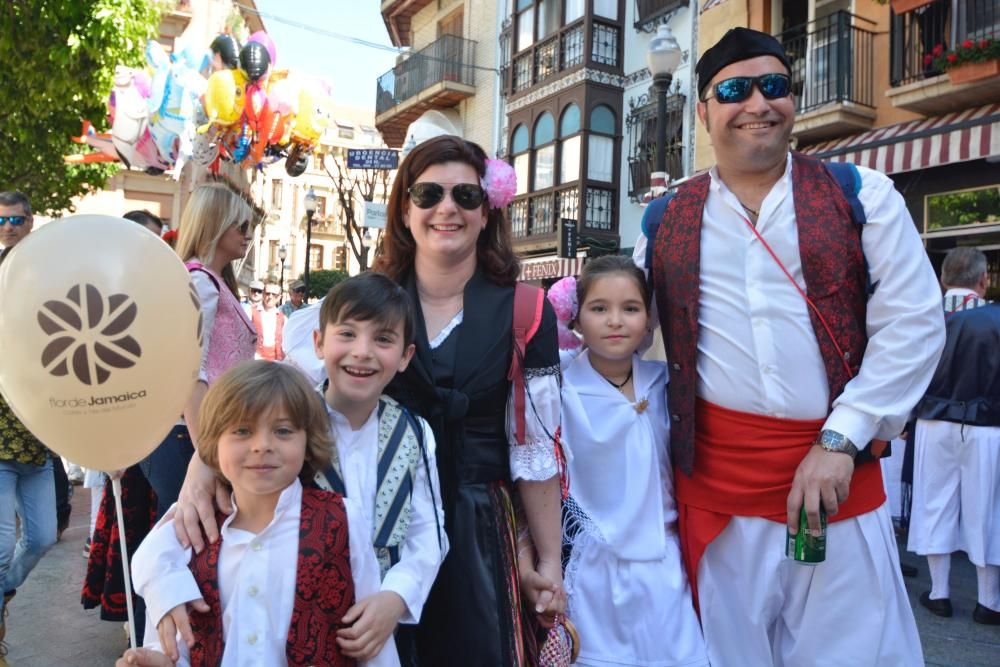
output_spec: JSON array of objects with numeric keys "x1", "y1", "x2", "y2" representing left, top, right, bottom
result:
[
  {"x1": 38, "y1": 284, "x2": 141, "y2": 386},
  {"x1": 0, "y1": 215, "x2": 201, "y2": 471}
]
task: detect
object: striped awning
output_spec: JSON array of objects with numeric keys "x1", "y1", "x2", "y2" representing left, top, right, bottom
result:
[
  {"x1": 799, "y1": 103, "x2": 1000, "y2": 174},
  {"x1": 519, "y1": 253, "x2": 586, "y2": 282}
]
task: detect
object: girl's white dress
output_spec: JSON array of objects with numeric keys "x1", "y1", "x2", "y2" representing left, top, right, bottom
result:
[{"x1": 561, "y1": 350, "x2": 708, "y2": 667}]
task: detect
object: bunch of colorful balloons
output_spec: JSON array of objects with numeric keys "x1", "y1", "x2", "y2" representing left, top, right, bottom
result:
[{"x1": 103, "y1": 31, "x2": 334, "y2": 178}]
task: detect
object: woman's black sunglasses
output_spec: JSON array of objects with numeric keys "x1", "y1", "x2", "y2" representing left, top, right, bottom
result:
[
  {"x1": 408, "y1": 182, "x2": 486, "y2": 210},
  {"x1": 703, "y1": 73, "x2": 792, "y2": 104}
]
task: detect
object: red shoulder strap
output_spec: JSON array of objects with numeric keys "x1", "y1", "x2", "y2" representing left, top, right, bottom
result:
[{"x1": 508, "y1": 283, "x2": 545, "y2": 445}]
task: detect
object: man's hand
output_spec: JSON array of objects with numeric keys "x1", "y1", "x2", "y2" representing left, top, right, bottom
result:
[
  {"x1": 156, "y1": 599, "x2": 210, "y2": 662},
  {"x1": 115, "y1": 647, "x2": 175, "y2": 666},
  {"x1": 336, "y1": 591, "x2": 407, "y2": 660},
  {"x1": 173, "y1": 455, "x2": 233, "y2": 553},
  {"x1": 786, "y1": 444, "x2": 855, "y2": 535}
]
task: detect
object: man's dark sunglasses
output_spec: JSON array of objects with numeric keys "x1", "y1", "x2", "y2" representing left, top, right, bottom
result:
[
  {"x1": 0, "y1": 216, "x2": 28, "y2": 226},
  {"x1": 408, "y1": 182, "x2": 486, "y2": 210},
  {"x1": 250, "y1": 288, "x2": 263, "y2": 294},
  {"x1": 703, "y1": 73, "x2": 792, "y2": 104},
  {"x1": 292, "y1": 287, "x2": 306, "y2": 294}
]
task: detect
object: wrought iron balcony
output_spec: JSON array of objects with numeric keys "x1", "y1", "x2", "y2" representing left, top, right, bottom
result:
[
  {"x1": 887, "y1": 0, "x2": 1000, "y2": 114},
  {"x1": 778, "y1": 11, "x2": 877, "y2": 142},
  {"x1": 634, "y1": 0, "x2": 688, "y2": 31},
  {"x1": 510, "y1": 184, "x2": 616, "y2": 247},
  {"x1": 374, "y1": 35, "x2": 477, "y2": 147},
  {"x1": 625, "y1": 92, "x2": 685, "y2": 202}
]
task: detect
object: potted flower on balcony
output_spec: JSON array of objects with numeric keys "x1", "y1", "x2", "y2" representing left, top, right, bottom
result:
[{"x1": 926, "y1": 38, "x2": 1000, "y2": 85}]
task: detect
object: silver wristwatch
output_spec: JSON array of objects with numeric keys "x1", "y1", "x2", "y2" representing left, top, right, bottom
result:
[{"x1": 816, "y1": 429, "x2": 859, "y2": 459}]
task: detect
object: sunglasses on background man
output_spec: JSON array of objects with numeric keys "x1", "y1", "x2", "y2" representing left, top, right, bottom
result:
[
  {"x1": 703, "y1": 73, "x2": 792, "y2": 104},
  {"x1": 0, "y1": 216, "x2": 28, "y2": 226}
]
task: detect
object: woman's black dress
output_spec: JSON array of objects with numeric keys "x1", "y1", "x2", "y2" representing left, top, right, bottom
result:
[{"x1": 387, "y1": 268, "x2": 560, "y2": 666}]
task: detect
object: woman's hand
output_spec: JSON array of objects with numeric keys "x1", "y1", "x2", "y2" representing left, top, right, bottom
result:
[
  {"x1": 172, "y1": 454, "x2": 232, "y2": 553},
  {"x1": 518, "y1": 551, "x2": 565, "y2": 627},
  {"x1": 116, "y1": 648, "x2": 176, "y2": 666}
]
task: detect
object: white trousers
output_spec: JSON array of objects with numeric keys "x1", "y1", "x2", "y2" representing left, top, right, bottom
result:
[
  {"x1": 881, "y1": 437, "x2": 907, "y2": 519},
  {"x1": 698, "y1": 505, "x2": 923, "y2": 667},
  {"x1": 907, "y1": 419, "x2": 1000, "y2": 566}
]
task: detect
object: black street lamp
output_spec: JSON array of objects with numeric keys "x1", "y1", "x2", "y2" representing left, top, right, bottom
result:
[
  {"x1": 646, "y1": 24, "x2": 682, "y2": 189},
  {"x1": 303, "y1": 187, "x2": 317, "y2": 302},
  {"x1": 278, "y1": 243, "x2": 287, "y2": 304}
]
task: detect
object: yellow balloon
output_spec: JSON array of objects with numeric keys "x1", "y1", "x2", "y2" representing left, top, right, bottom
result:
[
  {"x1": 0, "y1": 215, "x2": 201, "y2": 471},
  {"x1": 291, "y1": 86, "x2": 333, "y2": 144},
  {"x1": 204, "y1": 68, "x2": 248, "y2": 127}
]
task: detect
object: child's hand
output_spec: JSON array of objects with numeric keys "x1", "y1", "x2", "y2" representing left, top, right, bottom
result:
[
  {"x1": 116, "y1": 647, "x2": 175, "y2": 666},
  {"x1": 336, "y1": 591, "x2": 407, "y2": 660},
  {"x1": 519, "y1": 557, "x2": 566, "y2": 627},
  {"x1": 156, "y1": 598, "x2": 210, "y2": 662}
]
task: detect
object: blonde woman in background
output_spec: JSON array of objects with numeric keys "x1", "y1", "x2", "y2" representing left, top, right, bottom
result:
[{"x1": 138, "y1": 182, "x2": 258, "y2": 520}]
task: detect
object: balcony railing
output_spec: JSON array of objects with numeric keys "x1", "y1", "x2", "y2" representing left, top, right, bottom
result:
[
  {"x1": 511, "y1": 20, "x2": 585, "y2": 94},
  {"x1": 626, "y1": 92, "x2": 685, "y2": 202},
  {"x1": 511, "y1": 184, "x2": 615, "y2": 241},
  {"x1": 375, "y1": 35, "x2": 477, "y2": 115},
  {"x1": 778, "y1": 11, "x2": 875, "y2": 114},
  {"x1": 634, "y1": 0, "x2": 688, "y2": 31},
  {"x1": 890, "y1": 0, "x2": 1000, "y2": 87}
]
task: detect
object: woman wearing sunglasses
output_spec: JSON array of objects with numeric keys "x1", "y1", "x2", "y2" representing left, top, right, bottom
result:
[
  {"x1": 372, "y1": 135, "x2": 565, "y2": 665},
  {"x1": 140, "y1": 183, "x2": 258, "y2": 521}
]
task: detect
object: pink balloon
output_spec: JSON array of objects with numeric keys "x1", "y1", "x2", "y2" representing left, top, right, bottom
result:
[{"x1": 248, "y1": 31, "x2": 277, "y2": 66}]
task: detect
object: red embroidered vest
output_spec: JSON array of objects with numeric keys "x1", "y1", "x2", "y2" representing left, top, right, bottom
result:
[
  {"x1": 187, "y1": 488, "x2": 357, "y2": 667},
  {"x1": 652, "y1": 153, "x2": 870, "y2": 475}
]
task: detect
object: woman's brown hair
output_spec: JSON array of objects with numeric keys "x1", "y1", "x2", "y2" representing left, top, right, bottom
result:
[
  {"x1": 197, "y1": 361, "x2": 332, "y2": 485},
  {"x1": 372, "y1": 135, "x2": 520, "y2": 286}
]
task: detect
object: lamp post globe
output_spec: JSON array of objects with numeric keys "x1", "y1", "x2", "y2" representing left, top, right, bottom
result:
[
  {"x1": 646, "y1": 24, "x2": 682, "y2": 179},
  {"x1": 303, "y1": 188, "x2": 318, "y2": 303}
]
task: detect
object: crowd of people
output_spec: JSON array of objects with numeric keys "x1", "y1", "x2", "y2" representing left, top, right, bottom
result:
[{"x1": 0, "y1": 26, "x2": 997, "y2": 667}]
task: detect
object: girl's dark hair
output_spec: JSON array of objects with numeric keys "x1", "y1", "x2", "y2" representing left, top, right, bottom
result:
[
  {"x1": 576, "y1": 255, "x2": 651, "y2": 310},
  {"x1": 372, "y1": 135, "x2": 520, "y2": 286},
  {"x1": 318, "y1": 272, "x2": 415, "y2": 347}
]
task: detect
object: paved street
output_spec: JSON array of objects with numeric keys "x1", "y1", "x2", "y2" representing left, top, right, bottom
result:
[{"x1": 1, "y1": 487, "x2": 999, "y2": 665}]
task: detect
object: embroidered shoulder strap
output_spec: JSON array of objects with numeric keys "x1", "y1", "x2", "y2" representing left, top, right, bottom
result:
[
  {"x1": 371, "y1": 396, "x2": 421, "y2": 577},
  {"x1": 508, "y1": 282, "x2": 545, "y2": 445}
]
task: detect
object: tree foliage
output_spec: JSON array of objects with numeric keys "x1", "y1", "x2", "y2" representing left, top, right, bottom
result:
[
  {"x1": 299, "y1": 269, "x2": 349, "y2": 300},
  {"x1": 0, "y1": 0, "x2": 160, "y2": 214}
]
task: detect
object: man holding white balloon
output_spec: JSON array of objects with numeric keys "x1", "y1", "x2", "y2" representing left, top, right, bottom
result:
[{"x1": 0, "y1": 191, "x2": 57, "y2": 657}]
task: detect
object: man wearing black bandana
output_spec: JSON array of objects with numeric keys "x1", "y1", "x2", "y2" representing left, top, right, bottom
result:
[{"x1": 635, "y1": 28, "x2": 943, "y2": 665}]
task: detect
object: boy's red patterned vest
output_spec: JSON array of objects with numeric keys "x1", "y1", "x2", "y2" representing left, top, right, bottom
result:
[
  {"x1": 187, "y1": 488, "x2": 357, "y2": 667},
  {"x1": 652, "y1": 153, "x2": 870, "y2": 476}
]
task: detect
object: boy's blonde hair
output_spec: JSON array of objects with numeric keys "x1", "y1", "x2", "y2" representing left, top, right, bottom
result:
[
  {"x1": 198, "y1": 361, "x2": 332, "y2": 484},
  {"x1": 175, "y1": 182, "x2": 256, "y2": 298}
]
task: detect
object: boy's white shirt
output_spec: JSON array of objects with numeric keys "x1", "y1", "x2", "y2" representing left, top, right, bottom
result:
[
  {"x1": 323, "y1": 401, "x2": 448, "y2": 623},
  {"x1": 132, "y1": 479, "x2": 399, "y2": 667}
]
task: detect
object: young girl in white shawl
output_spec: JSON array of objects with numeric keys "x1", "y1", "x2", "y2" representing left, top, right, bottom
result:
[{"x1": 549, "y1": 255, "x2": 708, "y2": 667}]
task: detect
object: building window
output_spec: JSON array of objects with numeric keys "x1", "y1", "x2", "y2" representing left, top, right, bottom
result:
[
  {"x1": 559, "y1": 104, "x2": 581, "y2": 184},
  {"x1": 272, "y1": 180, "x2": 283, "y2": 208},
  {"x1": 516, "y1": 0, "x2": 535, "y2": 52},
  {"x1": 309, "y1": 244, "x2": 324, "y2": 271},
  {"x1": 512, "y1": 124, "x2": 530, "y2": 196},
  {"x1": 533, "y1": 112, "x2": 556, "y2": 190},
  {"x1": 594, "y1": 0, "x2": 617, "y2": 20},
  {"x1": 269, "y1": 240, "x2": 280, "y2": 275},
  {"x1": 314, "y1": 194, "x2": 328, "y2": 219},
  {"x1": 588, "y1": 105, "x2": 616, "y2": 182},
  {"x1": 537, "y1": 0, "x2": 559, "y2": 40},
  {"x1": 626, "y1": 92, "x2": 685, "y2": 201},
  {"x1": 332, "y1": 245, "x2": 347, "y2": 271},
  {"x1": 925, "y1": 185, "x2": 1000, "y2": 232},
  {"x1": 336, "y1": 120, "x2": 354, "y2": 140},
  {"x1": 565, "y1": 0, "x2": 584, "y2": 23}
]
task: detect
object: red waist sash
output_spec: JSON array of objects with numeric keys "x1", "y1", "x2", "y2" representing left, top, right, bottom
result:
[{"x1": 675, "y1": 399, "x2": 885, "y2": 611}]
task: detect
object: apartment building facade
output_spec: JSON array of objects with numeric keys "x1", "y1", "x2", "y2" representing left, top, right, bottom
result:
[{"x1": 377, "y1": 0, "x2": 504, "y2": 152}]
